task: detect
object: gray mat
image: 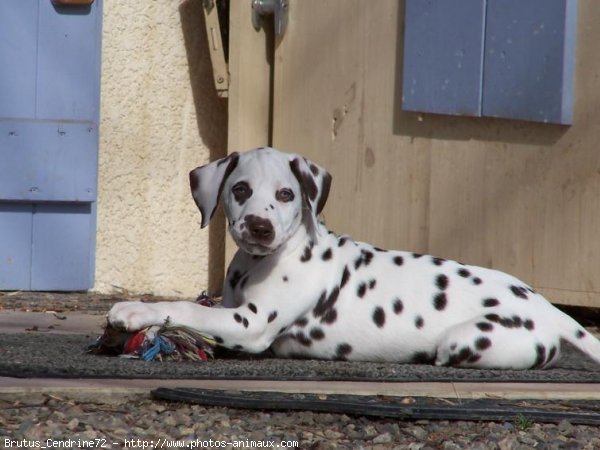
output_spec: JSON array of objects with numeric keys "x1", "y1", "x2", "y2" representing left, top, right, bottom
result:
[{"x1": 2, "y1": 333, "x2": 600, "y2": 382}]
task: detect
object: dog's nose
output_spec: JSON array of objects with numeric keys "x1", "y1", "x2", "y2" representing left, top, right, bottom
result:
[{"x1": 245, "y1": 215, "x2": 275, "y2": 244}]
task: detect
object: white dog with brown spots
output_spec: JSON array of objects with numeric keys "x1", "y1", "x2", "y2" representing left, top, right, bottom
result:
[{"x1": 109, "y1": 147, "x2": 600, "y2": 369}]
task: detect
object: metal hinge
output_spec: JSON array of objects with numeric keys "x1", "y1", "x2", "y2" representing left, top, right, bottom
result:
[
  {"x1": 203, "y1": 0, "x2": 229, "y2": 97},
  {"x1": 252, "y1": 0, "x2": 289, "y2": 36}
]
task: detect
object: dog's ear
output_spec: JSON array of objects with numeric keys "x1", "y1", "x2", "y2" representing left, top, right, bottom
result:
[
  {"x1": 189, "y1": 152, "x2": 240, "y2": 228},
  {"x1": 289, "y1": 155, "x2": 332, "y2": 216}
]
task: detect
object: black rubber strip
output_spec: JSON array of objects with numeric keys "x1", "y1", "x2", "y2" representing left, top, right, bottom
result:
[{"x1": 152, "y1": 388, "x2": 600, "y2": 425}]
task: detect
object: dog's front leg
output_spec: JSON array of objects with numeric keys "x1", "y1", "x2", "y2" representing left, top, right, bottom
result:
[{"x1": 108, "y1": 301, "x2": 277, "y2": 353}]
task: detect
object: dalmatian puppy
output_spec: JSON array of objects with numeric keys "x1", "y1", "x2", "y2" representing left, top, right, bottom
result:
[{"x1": 109, "y1": 147, "x2": 600, "y2": 369}]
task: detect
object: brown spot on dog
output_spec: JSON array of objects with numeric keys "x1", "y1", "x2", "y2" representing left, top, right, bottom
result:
[
  {"x1": 321, "y1": 248, "x2": 333, "y2": 261},
  {"x1": 448, "y1": 347, "x2": 477, "y2": 366},
  {"x1": 532, "y1": 344, "x2": 546, "y2": 368},
  {"x1": 393, "y1": 298, "x2": 404, "y2": 314},
  {"x1": 433, "y1": 292, "x2": 447, "y2": 311},
  {"x1": 294, "y1": 317, "x2": 309, "y2": 328},
  {"x1": 476, "y1": 322, "x2": 494, "y2": 332},
  {"x1": 313, "y1": 288, "x2": 340, "y2": 318},
  {"x1": 510, "y1": 285, "x2": 528, "y2": 299},
  {"x1": 373, "y1": 307, "x2": 386, "y2": 328},
  {"x1": 340, "y1": 266, "x2": 351, "y2": 288},
  {"x1": 300, "y1": 242, "x2": 313, "y2": 262},
  {"x1": 296, "y1": 331, "x2": 312, "y2": 347},
  {"x1": 482, "y1": 298, "x2": 500, "y2": 308},
  {"x1": 458, "y1": 268, "x2": 470, "y2": 278},
  {"x1": 335, "y1": 343, "x2": 353, "y2": 360},
  {"x1": 309, "y1": 327, "x2": 325, "y2": 340},
  {"x1": 436, "y1": 274, "x2": 449, "y2": 290},
  {"x1": 321, "y1": 308, "x2": 338, "y2": 324},
  {"x1": 475, "y1": 337, "x2": 492, "y2": 351},
  {"x1": 290, "y1": 160, "x2": 317, "y2": 201},
  {"x1": 415, "y1": 316, "x2": 425, "y2": 329},
  {"x1": 357, "y1": 283, "x2": 367, "y2": 298}
]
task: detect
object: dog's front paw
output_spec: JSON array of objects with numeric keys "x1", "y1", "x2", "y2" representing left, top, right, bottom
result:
[{"x1": 107, "y1": 301, "x2": 164, "y2": 331}]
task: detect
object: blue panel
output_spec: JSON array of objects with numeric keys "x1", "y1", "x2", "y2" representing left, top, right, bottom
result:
[
  {"x1": 31, "y1": 203, "x2": 95, "y2": 290},
  {"x1": 0, "y1": 1, "x2": 101, "y2": 292},
  {"x1": 36, "y1": 0, "x2": 103, "y2": 121},
  {"x1": 0, "y1": 203, "x2": 33, "y2": 290},
  {"x1": 482, "y1": 0, "x2": 578, "y2": 124},
  {"x1": 0, "y1": 120, "x2": 98, "y2": 202},
  {"x1": 402, "y1": 0, "x2": 487, "y2": 116},
  {"x1": 0, "y1": 0, "x2": 39, "y2": 118}
]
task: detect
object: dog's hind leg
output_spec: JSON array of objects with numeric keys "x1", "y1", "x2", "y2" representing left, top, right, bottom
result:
[{"x1": 434, "y1": 317, "x2": 560, "y2": 370}]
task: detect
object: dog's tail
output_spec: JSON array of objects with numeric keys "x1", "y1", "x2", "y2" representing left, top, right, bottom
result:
[{"x1": 555, "y1": 307, "x2": 600, "y2": 365}]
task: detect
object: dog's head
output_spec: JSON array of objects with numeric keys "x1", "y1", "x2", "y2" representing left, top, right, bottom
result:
[{"x1": 189, "y1": 147, "x2": 331, "y2": 255}]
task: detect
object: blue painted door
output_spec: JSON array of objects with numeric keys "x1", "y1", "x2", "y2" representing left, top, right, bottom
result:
[{"x1": 0, "y1": 0, "x2": 102, "y2": 290}]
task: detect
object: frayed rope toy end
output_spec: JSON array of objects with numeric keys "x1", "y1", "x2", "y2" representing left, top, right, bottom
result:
[{"x1": 88, "y1": 293, "x2": 217, "y2": 362}]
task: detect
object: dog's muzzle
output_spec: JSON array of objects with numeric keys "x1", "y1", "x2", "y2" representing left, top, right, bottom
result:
[{"x1": 242, "y1": 214, "x2": 275, "y2": 249}]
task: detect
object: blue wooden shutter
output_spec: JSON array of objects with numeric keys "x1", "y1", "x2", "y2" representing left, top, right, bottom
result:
[
  {"x1": 0, "y1": 0, "x2": 102, "y2": 290},
  {"x1": 402, "y1": 0, "x2": 487, "y2": 116},
  {"x1": 482, "y1": 0, "x2": 578, "y2": 124},
  {"x1": 402, "y1": 0, "x2": 578, "y2": 125}
]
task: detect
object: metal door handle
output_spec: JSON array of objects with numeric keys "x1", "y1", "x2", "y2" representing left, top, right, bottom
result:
[{"x1": 252, "y1": 0, "x2": 289, "y2": 36}]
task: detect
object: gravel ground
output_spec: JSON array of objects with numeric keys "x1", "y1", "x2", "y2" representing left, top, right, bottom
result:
[
  {"x1": 3, "y1": 394, "x2": 600, "y2": 449},
  {"x1": 0, "y1": 291, "x2": 162, "y2": 315}
]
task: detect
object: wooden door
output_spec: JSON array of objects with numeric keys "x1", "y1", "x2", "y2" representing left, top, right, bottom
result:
[
  {"x1": 230, "y1": 0, "x2": 600, "y2": 307},
  {"x1": 272, "y1": 1, "x2": 430, "y2": 253},
  {"x1": 224, "y1": 0, "x2": 600, "y2": 306}
]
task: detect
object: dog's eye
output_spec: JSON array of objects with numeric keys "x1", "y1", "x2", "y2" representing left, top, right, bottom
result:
[
  {"x1": 232, "y1": 182, "x2": 252, "y2": 203},
  {"x1": 276, "y1": 188, "x2": 295, "y2": 203},
  {"x1": 232, "y1": 182, "x2": 249, "y2": 196}
]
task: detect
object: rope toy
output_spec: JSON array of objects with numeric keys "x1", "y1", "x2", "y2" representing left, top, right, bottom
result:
[{"x1": 88, "y1": 293, "x2": 217, "y2": 362}]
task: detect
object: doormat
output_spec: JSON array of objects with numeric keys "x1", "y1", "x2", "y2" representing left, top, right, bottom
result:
[
  {"x1": 152, "y1": 388, "x2": 600, "y2": 425},
  {"x1": 1, "y1": 333, "x2": 600, "y2": 383}
]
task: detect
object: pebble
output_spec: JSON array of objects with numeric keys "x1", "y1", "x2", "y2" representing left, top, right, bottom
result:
[
  {"x1": 372, "y1": 431, "x2": 392, "y2": 443},
  {"x1": 324, "y1": 429, "x2": 345, "y2": 439},
  {"x1": 3, "y1": 397, "x2": 600, "y2": 448},
  {"x1": 66, "y1": 417, "x2": 79, "y2": 430},
  {"x1": 410, "y1": 426, "x2": 429, "y2": 440}
]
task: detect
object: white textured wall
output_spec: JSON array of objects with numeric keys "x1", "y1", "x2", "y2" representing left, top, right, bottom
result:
[{"x1": 96, "y1": 0, "x2": 227, "y2": 297}]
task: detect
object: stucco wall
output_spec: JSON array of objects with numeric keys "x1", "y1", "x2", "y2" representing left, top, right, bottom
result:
[{"x1": 95, "y1": 0, "x2": 227, "y2": 297}]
